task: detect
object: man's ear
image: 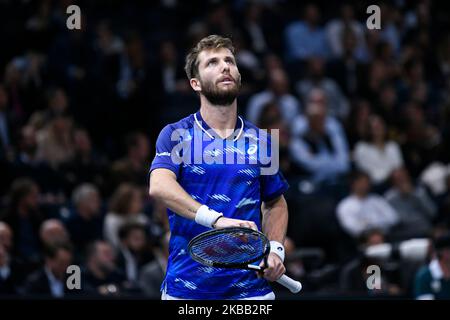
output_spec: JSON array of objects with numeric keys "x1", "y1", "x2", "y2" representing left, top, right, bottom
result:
[{"x1": 190, "y1": 78, "x2": 201, "y2": 93}]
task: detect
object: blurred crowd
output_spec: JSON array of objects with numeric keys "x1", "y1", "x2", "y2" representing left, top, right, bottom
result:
[{"x1": 0, "y1": 0, "x2": 450, "y2": 299}]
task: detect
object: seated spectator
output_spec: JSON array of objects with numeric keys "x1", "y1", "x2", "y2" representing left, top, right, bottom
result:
[
  {"x1": 385, "y1": 168, "x2": 437, "y2": 241},
  {"x1": 104, "y1": 184, "x2": 149, "y2": 248},
  {"x1": 28, "y1": 87, "x2": 70, "y2": 131},
  {"x1": 345, "y1": 99, "x2": 372, "y2": 148},
  {"x1": 109, "y1": 132, "x2": 151, "y2": 192},
  {"x1": 116, "y1": 223, "x2": 153, "y2": 285},
  {"x1": 326, "y1": 3, "x2": 368, "y2": 59},
  {"x1": 10, "y1": 126, "x2": 58, "y2": 191},
  {"x1": 401, "y1": 102, "x2": 441, "y2": 178},
  {"x1": 296, "y1": 58, "x2": 350, "y2": 120},
  {"x1": 284, "y1": 4, "x2": 329, "y2": 61},
  {"x1": 22, "y1": 243, "x2": 73, "y2": 298},
  {"x1": 246, "y1": 68, "x2": 300, "y2": 126},
  {"x1": 353, "y1": 115, "x2": 404, "y2": 188},
  {"x1": 339, "y1": 228, "x2": 402, "y2": 296},
  {"x1": 64, "y1": 183, "x2": 104, "y2": 254},
  {"x1": 336, "y1": 171, "x2": 399, "y2": 239},
  {"x1": 39, "y1": 219, "x2": 70, "y2": 248},
  {"x1": 35, "y1": 113, "x2": 75, "y2": 169},
  {"x1": 0, "y1": 222, "x2": 23, "y2": 295},
  {"x1": 81, "y1": 240, "x2": 126, "y2": 297},
  {"x1": 289, "y1": 102, "x2": 350, "y2": 184},
  {"x1": 257, "y1": 101, "x2": 293, "y2": 176},
  {"x1": 61, "y1": 128, "x2": 108, "y2": 195},
  {"x1": 328, "y1": 27, "x2": 368, "y2": 99},
  {"x1": 139, "y1": 231, "x2": 169, "y2": 298},
  {"x1": 1, "y1": 178, "x2": 44, "y2": 265},
  {"x1": 415, "y1": 232, "x2": 450, "y2": 300}
]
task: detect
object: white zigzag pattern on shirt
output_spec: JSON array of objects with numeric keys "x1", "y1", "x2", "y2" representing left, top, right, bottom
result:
[
  {"x1": 174, "y1": 278, "x2": 197, "y2": 290},
  {"x1": 236, "y1": 198, "x2": 258, "y2": 208},
  {"x1": 209, "y1": 194, "x2": 231, "y2": 202}
]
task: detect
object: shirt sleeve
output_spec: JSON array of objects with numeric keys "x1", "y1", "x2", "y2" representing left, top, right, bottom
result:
[
  {"x1": 259, "y1": 132, "x2": 289, "y2": 202},
  {"x1": 260, "y1": 170, "x2": 289, "y2": 202},
  {"x1": 149, "y1": 124, "x2": 181, "y2": 177}
]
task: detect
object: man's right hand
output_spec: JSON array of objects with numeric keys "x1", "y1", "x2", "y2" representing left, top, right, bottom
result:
[{"x1": 212, "y1": 217, "x2": 258, "y2": 231}]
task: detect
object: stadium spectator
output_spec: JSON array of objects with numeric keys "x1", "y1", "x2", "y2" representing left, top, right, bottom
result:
[
  {"x1": 104, "y1": 184, "x2": 149, "y2": 248},
  {"x1": 246, "y1": 68, "x2": 300, "y2": 126},
  {"x1": 353, "y1": 115, "x2": 404, "y2": 188},
  {"x1": 116, "y1": 222, "x2": 153, "y2": 285},
  {"x1": 35, "y1": 113, "x2": 75, "y2": 169},
  {"x1": 109, "y1": 132, "x2": 151, "y2": 191},
  {"x1": 328, "y1": 27, "x2": 368, "y2": 98},
  {"x1": 22, "y1": 242, "x2": 73, "y2": 298},
  {"x1": 39, "y1": 219, "x2": 70, "y2": 248},
  {"x1": 81, "y1": 240, "x2": 126, "y2": 297},
  {"x1": 1, "y1": 178, "x2": 43, "y2": 264},
  {"x1": 296, "y1": 57, "x2": 350, "y2": 120},
  {"x1": 284, "y1": 4, "x2": 329, "y2": 61},
  {"x1": 60, "y1": 128, "x2": 108, "y2": 195},
  {"x1": 325, "y1": 3, "x2": 368, "y2": 61},
  {"x1": 415, "y1": 232, "x2": 450, "y2": 299},
  {"x1": 336, "y1": 171, "x2": 399, "y2": 239},
  {"x1": 289, "y1": 102, "x2": 350, "y2": 184},
  {"x1": 385, "y1": 168, "x2": 437, "y2": 240},
  {"x1": 64, "y1": 183, "x2": 104, "y2": 253},
  {"x1": 139, "y1": 231, "x2": 170, "y2": 298}
]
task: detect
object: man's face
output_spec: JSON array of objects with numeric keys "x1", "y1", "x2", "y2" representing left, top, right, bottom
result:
[
  {"x1": 47, "y1": 249, "x2": 73, "y2": 280},
  {"x1": 125, "y1": 229, "x2": 146, "y2": 253},
  {"x1": 193, "y1": 48, "x2": 241, "y2": 106},
  {"x1": 95, "y1": 242, "x2": 116, "y2": 273}
]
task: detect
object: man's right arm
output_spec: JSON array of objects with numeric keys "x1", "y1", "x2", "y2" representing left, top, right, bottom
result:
[
  {"x1": 149, "y1": 168, "x2": 202, "y2": 220},
  {"x1": 149, "y1": 168, "x2": 257, "y2": 230}
]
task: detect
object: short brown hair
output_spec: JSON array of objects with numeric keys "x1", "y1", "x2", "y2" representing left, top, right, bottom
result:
[
  {"x1": 184, "y1": 35, "x2": 235, "y2": 80},
  {"x1": 109, "y1": 183, "x2": 139, "y2": 215}
]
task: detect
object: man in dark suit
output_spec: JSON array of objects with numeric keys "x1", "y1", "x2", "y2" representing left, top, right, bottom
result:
[{"x1": 22, "y1": 243, "x2": 73, "y2": 298}]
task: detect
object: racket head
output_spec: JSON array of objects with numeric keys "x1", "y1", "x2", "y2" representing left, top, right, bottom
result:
[{"x1": 188, "y1": 227, "x2": 270, "y2": 269}]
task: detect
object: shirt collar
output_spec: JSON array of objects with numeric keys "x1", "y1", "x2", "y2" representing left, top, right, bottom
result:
[{"x1": 194, "y1": 111, "x2": 244, "y2": 142}]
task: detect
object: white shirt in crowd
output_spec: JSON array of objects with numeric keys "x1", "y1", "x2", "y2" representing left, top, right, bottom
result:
[
  {"x1": 336, "y1": 194, "x2": 399, "y2": 238},
  {"x1": 353, "y1": 141, "x2": 403, "y2": 184}
]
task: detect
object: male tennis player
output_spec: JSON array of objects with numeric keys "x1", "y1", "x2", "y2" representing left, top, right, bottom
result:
[{"x1": 149, "y1": 35, "x2": 289, "y2": 300}]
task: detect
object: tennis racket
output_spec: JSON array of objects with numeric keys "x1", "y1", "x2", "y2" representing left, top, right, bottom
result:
[{"x1": 188, "y1": 227, "x2": 302, "y2": 293}]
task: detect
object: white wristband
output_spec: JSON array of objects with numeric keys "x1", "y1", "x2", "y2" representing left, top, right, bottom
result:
[
  {"x1": 270, "y1": 241, "x2": 285, "y2": 263},
  {"x1": 195, "y1": 205, "x2": 223, "y2": 228}
]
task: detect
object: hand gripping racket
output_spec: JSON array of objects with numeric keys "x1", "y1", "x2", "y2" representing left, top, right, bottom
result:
[{"x1": 188, "y1": 227, "x2": 302, "y2": 293}]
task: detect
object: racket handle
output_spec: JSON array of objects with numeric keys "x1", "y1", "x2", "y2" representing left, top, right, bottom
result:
[{"x1": 276, "y1": 274, "x2": 302, "y2": 293}]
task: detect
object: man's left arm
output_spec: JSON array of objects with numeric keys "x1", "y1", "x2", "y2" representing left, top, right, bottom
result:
[{"x1": 259, "y1": 195, "x2": 289, "y2": 282}]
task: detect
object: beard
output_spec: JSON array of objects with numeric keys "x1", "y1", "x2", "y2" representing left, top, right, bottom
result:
[{"x1": 199, "y1": 75, "x2": 241, "y2": 106}]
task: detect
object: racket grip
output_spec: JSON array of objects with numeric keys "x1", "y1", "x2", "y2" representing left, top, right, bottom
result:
[{"x1": 276, "y1": 274, "x2": 302, "y2": 293}]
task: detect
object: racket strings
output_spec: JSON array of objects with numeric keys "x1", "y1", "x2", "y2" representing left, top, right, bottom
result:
[{"x1": 191, "y1": 231, "x2": 266, "y2": 265}]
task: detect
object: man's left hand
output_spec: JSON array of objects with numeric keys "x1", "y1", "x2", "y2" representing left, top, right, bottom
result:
[{"x1": 258, "y1": 252, "x2": 285, "y2": 282}]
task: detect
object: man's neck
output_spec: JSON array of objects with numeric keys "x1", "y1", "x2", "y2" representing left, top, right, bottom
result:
[{"x1": 199, "y1": 97, "x2": 238, "y2": 139}]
